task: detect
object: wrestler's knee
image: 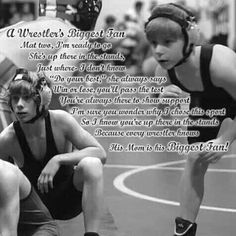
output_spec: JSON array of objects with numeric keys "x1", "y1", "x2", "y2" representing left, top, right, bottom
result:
[
  {"x1": 0, "y1": 161, "x2": 19, "y2": 184},
  {"x1": 76, "y1": 157, "x2": 103, "y2": 181},
  {"x1": 0, "y1": 161, "x2": 20, "y2": 199},
  {"x1": 187, "y1": 152, "x2": 203, "y2": 169},
  {"x1": 187, "y1": 152, "x2": 201, "y2": 164},
  {"x1": 218, "y1": 118, "x2": 233, "y2": 137},
  {"x1": 186, "y1": 152, "x2": 209, "y2": 175}
]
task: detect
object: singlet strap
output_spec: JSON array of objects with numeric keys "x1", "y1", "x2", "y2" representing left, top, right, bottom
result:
[
  {"x1": 167, "y1": 68, "x2": 192, "y2": 93},
  {"x1": 13, "y1": 113, "x2": 58, "y2": 165},
  {"x1": 200, "y1": 44, "x2": 214, "y2": 90},
  {"x1": 167, "y1": 44, "x2": 214, "y2": 93},
  {"x1": 13, "y1": 121, "x2": 33, "y2": 159},
  {"x1": 45, "y1": 112, "x2": 59, "y2": 159}
]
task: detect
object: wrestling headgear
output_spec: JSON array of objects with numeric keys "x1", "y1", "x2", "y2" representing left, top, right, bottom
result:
[
  {"x1": 8, "y1": 68, "x2": 52, "y2": 123},
  {"x1": 145, "y1": 3, "x2": 199, "y2": 67},
  {"x1": 39, "y1": 0, "x2": 102, "y2": 31}
]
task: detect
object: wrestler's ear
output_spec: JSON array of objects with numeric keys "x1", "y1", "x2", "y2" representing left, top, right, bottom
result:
[{"x1": 34, "y1": 73, "x2": 52, "y2": 111}]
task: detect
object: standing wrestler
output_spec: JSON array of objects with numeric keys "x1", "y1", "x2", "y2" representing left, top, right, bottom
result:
[
  {"x1": 0, "y1": 68, "x2": 106, "y2": 236},
  {"x1": 0, "y1": 0, "x2": 102, "y2": 131},
  {"x1": 145, "y1": 3, "x2": 236, "y2": 236}
]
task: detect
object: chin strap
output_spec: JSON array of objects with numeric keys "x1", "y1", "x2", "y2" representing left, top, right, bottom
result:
[
  {"x1": 24, "y1": 107, "x2": 46, "y2": 124},
  {"x1": 174, "y1": 43, "x2": 194, "y2": 67}
]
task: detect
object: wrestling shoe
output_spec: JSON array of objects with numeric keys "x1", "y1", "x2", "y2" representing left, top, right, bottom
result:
[{"x1": 174, "y1": 217, "x2": 197, "y2": 236}]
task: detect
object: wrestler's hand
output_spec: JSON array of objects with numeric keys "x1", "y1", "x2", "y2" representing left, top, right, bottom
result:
[
  {"x1": 37, "y1": 157, "x2": 60, "y2": 194},
  {"x1": 159, "y1": 84, "x2": 182, "y2": 98},
  {"x1": 198, "y1": 137, "x2": 230, "y2": 164}
]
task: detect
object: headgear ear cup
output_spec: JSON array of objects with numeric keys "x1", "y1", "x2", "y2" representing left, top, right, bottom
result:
[
  {"x1": 188, "y1": 21, "x2": 200, "y2": 46},
  {"x1": 33, "y1": 71, "x2": 52, "y2": 112},
  {"x1": 37, "y1": 78, "x2": 52, "y2": 111}
]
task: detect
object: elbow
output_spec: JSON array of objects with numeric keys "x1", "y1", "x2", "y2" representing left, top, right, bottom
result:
[
  {"x1": 101, "y1": 148, "x2": 107, "y2": 165},
  {"x1": 99, "y1": 146, "x2": 107, "y2": 165}
]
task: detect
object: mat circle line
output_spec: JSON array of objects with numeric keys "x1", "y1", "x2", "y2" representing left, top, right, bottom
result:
[{"x1": 113, "y1": 159, "x2": 236, "y2": 213}]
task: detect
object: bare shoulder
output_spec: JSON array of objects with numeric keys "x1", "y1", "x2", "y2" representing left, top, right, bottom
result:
[
  {"x1": 210, "y1": 44, "x2": 236, "y2": 86},
  {"x1": 0, "y1": 159, "x2": 20, "y2": 184},
  {"x1": 49, "y1": 110, "x2": 85, "y2": 141},
  {"x1": 49, "y1": 110, "x2": 77, "y2": 128},
  {"x1": 212, "y1": 44, "x2": 235, "y2": 63},
  {"x1": 0, "y1": 124, "x2": 16, "y2": 143},
  {"x1": 49, "y1": 109, "x2": 72, "y2": 120},
  {"x1": 0, "y1": 124, "x2": 17, "y2": 158}
]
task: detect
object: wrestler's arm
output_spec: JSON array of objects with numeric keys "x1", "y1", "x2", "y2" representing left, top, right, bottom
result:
[
  {"x1": 0, "y1": 128, "x2": 20, "y2": 231},
  {"x1": 197, "y1": 45, "x2": 236, "y2": 163},
  {"x1": 53, "y1": 110, "x2": 106, "y2": 165},
  {"x1": 0, "y1": 160, "x2": 20, "y2": 236},
  {"x1": 0, "y1": 129, "x2": 31, "y2": 234},
  {"x1": 210, "y1": 44, "x2": 236, "y2": 144},
  {"x1": 154, "y1": 65, "x2": 185, "y2": 113},
  {"x1": 0, "y1": 126, "x2": 15, "y2": 161},
  {"x1": 37, "y1": 110, "x2": 106, "y2": 193}
]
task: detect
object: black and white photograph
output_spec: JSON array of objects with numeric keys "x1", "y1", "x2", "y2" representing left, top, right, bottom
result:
[{"x1": 0, "y1": 0, "x2": 236, "y2": 236}]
